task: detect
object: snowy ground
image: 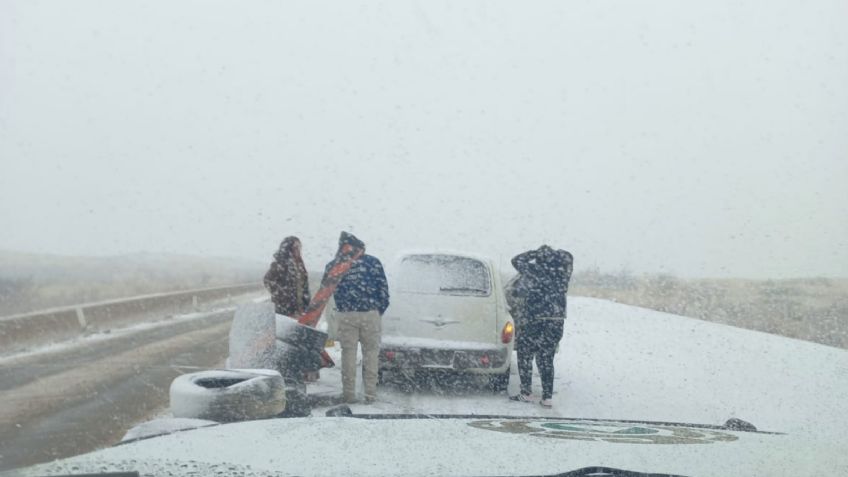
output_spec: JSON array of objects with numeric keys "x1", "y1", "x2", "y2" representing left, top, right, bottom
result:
[
  {"x1": 308, "y1": 297, "x2": 848, "y2": 440},
  {"x1": 8, "y1": 295, "x2": 848, "y2": 474}
]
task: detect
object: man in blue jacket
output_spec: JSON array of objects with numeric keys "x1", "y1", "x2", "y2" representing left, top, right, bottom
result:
[
  {"x1": 326, "y1": 234, "x2": 390, "y2": 404},
  {"x1": 509, "y1": 245, "x2": 573, "y2": 408}
]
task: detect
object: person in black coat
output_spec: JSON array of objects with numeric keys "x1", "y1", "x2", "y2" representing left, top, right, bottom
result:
[{"x1": 508, "y1": 245, "x2": 573, "y2": 407}]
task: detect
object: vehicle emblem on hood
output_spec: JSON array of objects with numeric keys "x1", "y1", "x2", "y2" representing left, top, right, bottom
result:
[{"x1": 468, "y1": 420, "x2": 738, "y2": 445}]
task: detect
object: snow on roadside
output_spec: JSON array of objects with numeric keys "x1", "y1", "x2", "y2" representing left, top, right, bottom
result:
[
  {"x1": 126, "y1": 295, "x2": 847, "y2": 446},
  {"x1": 309, "y1": 296, "x2": 848, "y2": 440}
]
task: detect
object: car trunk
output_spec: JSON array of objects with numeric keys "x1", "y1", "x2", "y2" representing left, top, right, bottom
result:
[{"x1": 383, "y1": 291, "x2": 498, "y2": 345}]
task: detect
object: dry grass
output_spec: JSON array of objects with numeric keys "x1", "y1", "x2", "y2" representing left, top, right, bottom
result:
[{"x1": 571, "y1": 270, "x2": 848, "y2": 349}]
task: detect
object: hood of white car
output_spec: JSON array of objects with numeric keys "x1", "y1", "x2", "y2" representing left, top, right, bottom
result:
[{"x1": 13, "y1": 414, "x2": 843, "y2": 477}]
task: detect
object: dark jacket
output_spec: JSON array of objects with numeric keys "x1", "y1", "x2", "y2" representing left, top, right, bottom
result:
[
  {"x1": 328, "y1": 254, "x2": 390, "y2": 315},
  {"x1": 264, "y1": 238, "x2": 310, "y2": 316},
  {"x1": 510, "y1": 246, "x2": 573, "y2": 320},
  {"x1": 504, "y1": 273, "x2": 532, "y2": 324}
]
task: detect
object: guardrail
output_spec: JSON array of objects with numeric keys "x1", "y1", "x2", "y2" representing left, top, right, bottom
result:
[{"x1": 0, "y1": 283, "x2": 265, "y2": 353}]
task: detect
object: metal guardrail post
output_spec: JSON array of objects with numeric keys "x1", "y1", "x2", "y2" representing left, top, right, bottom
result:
[{"x1": 75, "y1": 307, "x2": 87, "y2": 330}]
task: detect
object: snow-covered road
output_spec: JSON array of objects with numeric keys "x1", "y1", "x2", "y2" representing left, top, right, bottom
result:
[
  {"x1": 3, "y1": 295, "x2": 846, "y2": 472},
  {"x1": 311, "y1": 297, "x2": 848, "y2": 442},
  {"x1": 0, "y1": 294, "x2": 265, "y2": 471}
]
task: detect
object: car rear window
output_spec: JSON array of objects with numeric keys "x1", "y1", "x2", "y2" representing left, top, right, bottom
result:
[{"x1": 396, "y1": 255, "x2": 491, "y2": 296}]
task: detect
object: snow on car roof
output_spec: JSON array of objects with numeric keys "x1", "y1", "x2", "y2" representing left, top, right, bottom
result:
[{"x1": 393, "y1": 249, "x2": 496, "y2": 266}]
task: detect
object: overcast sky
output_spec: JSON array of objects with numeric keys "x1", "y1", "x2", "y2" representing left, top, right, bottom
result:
[{"x1": 1, "y1": 0, "x2": 846, "y2": 278}]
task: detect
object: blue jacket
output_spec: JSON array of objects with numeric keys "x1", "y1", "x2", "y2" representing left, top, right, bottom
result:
[
  {"x1": 329, "y1": 254, "x2": 390, "y2": 315},
  {"x1": 511, "y1": 247, "x2": 573, "y2": 320}
]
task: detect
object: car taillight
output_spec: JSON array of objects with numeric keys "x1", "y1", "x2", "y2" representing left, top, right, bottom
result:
[
  {"x1": 501, "y1": 322, "x2": 514, "y2": 344},
  {"x1": 385, "y1": 351, "x2": 396, "y2": 361}
]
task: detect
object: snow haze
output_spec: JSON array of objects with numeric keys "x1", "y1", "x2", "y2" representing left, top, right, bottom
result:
[{"x1": 1, "y1": 0, "x2": 846, "y2": 278}]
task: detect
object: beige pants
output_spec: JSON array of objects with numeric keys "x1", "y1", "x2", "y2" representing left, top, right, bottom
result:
[{"x1": 337, "y1": 310, "x2": 381, "y2": 402}]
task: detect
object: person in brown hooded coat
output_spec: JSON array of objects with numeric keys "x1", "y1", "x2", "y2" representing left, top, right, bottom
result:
[{"x1": 264, "y1": 236, "x2": 310, "y2": 316}]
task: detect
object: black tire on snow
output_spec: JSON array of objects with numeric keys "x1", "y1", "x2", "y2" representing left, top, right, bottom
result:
[{"x1": 170, "y1": 369, "x2": 286, "y2": 422}]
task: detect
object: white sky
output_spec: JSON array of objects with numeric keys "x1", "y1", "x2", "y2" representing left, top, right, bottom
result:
[{"x1": 1, "y1": 0, "x2": 846, "y2": 278}]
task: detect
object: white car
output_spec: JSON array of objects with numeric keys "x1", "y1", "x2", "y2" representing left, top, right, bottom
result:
[{"x1": 379, "y1": 252, "x2": 515, "y2": 390}]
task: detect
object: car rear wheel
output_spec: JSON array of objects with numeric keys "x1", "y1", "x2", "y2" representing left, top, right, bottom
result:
[{"x1": 488, "y1": 369, "x2": 510, "y2": 394}]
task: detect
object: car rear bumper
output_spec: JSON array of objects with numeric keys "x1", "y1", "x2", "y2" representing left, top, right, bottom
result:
[{"x1": 379, "y1": 345, "x2": 510, "y2": 374}]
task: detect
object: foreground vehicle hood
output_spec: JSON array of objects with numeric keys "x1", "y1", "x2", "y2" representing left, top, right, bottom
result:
[{"x1": 12, "y1": 415, "x2": 844, "y2": 477}]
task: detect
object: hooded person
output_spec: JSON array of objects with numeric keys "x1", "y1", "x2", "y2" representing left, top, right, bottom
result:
[
  {"x1": 509, "y1": 244, "x2": 573, "y2": 408},
  {"x1": 324, "y1": 232, "x2": 389, "y2": 404},
  {"x1": 264, "y1": 236, "x2": 310, "y2": 317}
]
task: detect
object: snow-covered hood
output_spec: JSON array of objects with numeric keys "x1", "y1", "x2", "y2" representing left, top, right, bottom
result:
[{"x1": 12, "y1": 414, "x2": 843, "y2": 477}]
